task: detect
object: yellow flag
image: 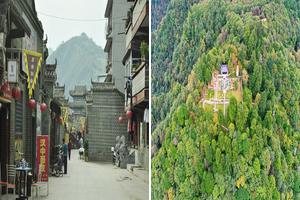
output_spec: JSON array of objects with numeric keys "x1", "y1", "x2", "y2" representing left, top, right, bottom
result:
[{"x1": 23, "y1": 50, "x2": 42, "y2": 98}]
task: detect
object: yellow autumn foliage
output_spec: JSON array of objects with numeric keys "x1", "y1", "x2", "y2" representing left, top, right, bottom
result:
[
  {"x1": 167, "y1": 188, "x2": 174, "y2": 200},
  {"x1": 236, "y1": 175, "x2": 246, "y2": 188}
]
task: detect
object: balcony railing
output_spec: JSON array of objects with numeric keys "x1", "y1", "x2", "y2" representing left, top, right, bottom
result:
[
  {"x1": 132, "y1": 0, "x2": 148, "y2": 31},
  {"x1": 132, "y1": 61, "x2": 149, "y2": 104},
  {"x1": 125, "y1": 0, "x2": 148, "y2": 49}
]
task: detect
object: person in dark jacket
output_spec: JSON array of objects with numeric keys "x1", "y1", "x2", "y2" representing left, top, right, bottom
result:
[
  {"x1": 68, "y1": 140, "x2": 72, "y2": 160},
  {"x1": 62, "y1": 139, "x2": 68, "y2": 174}
]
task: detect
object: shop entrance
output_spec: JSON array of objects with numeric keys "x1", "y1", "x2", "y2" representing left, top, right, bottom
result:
[{"x1": 0, "y1": 102, "x2": 10, "y2": 194}]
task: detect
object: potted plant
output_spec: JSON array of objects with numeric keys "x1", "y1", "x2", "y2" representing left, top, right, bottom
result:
[{"x1": 140, "y1": 41, "x2": 149, "y2": 61}]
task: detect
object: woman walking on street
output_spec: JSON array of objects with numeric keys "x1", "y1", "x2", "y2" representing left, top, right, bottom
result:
[
  {"x1": 62, "y1": 139, "x2": 68, "y2": 174},
  {"x1": 68, "y1": 140, "x2": 72, "y2": 160}
]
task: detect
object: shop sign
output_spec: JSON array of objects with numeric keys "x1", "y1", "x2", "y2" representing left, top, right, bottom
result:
[
  {"x1": 36, "y1": 136, "x2": 49, "y2": 182},
  {"x1": 8, "y1": 60, "x2": 18, "y2": 83}
]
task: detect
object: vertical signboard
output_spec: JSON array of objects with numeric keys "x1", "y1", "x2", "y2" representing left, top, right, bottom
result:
[
  {"x1": 36, "y1": 136, "x2": 49, "y2": 182},
  {"x1": 7, "y1": 60, "x2": 18, "y2": 83}
]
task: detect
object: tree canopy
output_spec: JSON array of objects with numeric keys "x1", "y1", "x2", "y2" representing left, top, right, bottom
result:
[{"x1": 152, "y1": 0, "x2": 300, "y2": 199}]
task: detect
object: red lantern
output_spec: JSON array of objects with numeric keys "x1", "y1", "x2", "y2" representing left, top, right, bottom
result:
[
  {"x1": 126, "y1": 110, "x2": 133, "y2": 119},
  {"x1": 12, "y1": 86, "x2": 21, "y2": 100},
  {"x1": 1, "y1": 81, "x2": 8, "y2": 91},
  {"x1": 28, "y1": 99, "x2": 36, "y2": 110},
  {"x1": 1, "y1": 81, "x2": 12, "y2": 98},
  {"x1": 118, "y1": 116, "x2": 123, "y2": 123},
  {"x1": 40, "y1": 103, "x2": 47, "y2": 112}
]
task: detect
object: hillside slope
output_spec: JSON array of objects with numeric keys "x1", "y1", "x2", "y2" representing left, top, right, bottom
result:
[
  {"x1": 152, "y1": 0, "x2": 300, "y2": 199},
  {"x1": 151, "y1": 0, "x2": 170, "y2": 31},
  {"x1": 47, "y1": 33, "x2": 106, "y2": 97}
]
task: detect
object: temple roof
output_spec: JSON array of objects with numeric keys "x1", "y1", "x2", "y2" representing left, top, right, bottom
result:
[
  {"x1": 85, "y1": 90, "x2": 93, "y2": 103},
  {"x1": 54, "y1": 84, "x2": 65, "y2": 98},
  {"x1": 69, "y1": 85, "x2": 87, "y2": 97},
  {"x1": 221, "y1": 64, "x2": 228, "y2": 74}
]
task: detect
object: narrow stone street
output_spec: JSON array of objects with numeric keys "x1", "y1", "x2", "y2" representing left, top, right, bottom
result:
[{"x1": 39, "y1": 150, "x2": 148, "y2": 200}]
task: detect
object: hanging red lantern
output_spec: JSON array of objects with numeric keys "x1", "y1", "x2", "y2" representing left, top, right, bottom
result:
[
  {"x1": 28, "y1": 99, "x2": 36, "y2": 110},
  {"x1": 118, "y1": 116, "x2": 123, "y2": 123},
  {"x1": 126, "y1": 110, "x2": 133, "y2": 119},
  {"x1": 40, "y1": 103, "x2": 47, "y2": 112},
  {"x1": 0, "y1": 83, "x2": 5, "y2": 92},
  {"x1": 12, "y1": 86, "x2": 21, "y2": 100},
  {"x1": 1, "y1": 81, "x2": 12, "y2": 99},
  {"x1": 1, "y1": 80, "x2": 8, "y2": 91}
]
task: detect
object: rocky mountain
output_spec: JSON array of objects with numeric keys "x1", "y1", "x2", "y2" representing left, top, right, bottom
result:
[{"x1": 47, "y1": 33, "x2": 106, "y2": 97}]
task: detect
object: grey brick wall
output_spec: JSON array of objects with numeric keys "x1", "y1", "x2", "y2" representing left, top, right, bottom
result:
[{"x1": 87, "y1": 87, "x2": 127, "y2": 162}]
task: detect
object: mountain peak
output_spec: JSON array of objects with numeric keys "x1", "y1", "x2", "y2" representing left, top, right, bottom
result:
[
  {"x1": 80, "y1": 32, "x2": 88, "y2": 37},
  {"x1": 47, "y1": 34, "x2": 106, "y2": 98}
]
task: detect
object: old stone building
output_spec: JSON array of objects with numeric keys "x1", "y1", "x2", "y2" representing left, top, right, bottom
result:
[
  {"x1": 42, "y1": 60, "x2": 57, "y2": 137},
  {"x1": 123, "y1": 0, "x2": 149, "y2": 170},
  {"x1": 52, "y1": 84, "x2": 68, "y2": 144},
  {"x1": 49, "y1": 83, "x2": 68, "y2": 169},
  {"x1": 104, "y1": 0, "x2": 133, "y2": 93},
  {"x1": 0, "y1": 0, "x2": 47, "y2": 189},
  {"x1": 87, "y1": 82, "x2": 127, "y2": 161},
  {"x1": 85, "y1": 0, "x2": 134, "y2": 163},
  {"x1": 69, "y1": 85, "x2": 87, "y2": 132}
]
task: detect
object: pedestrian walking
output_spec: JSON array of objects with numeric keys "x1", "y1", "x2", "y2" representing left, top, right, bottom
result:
[
  {"x1": 68, "y1": 140, "x2": 72, "y2": 160},
  {"x1": 62, "y1": 138, "x2": 68, "y2": 174},
  {"x1": 79, "y1": 137, "x2": 83, "y2": 148}
]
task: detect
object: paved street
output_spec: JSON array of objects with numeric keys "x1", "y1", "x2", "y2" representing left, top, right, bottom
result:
[
  {"x1": 2, "y1": 151, "x2": 148, "y2": 200},
  {"x1": 38, "y1": 150, "x2": 149, "y2": 200},
  {"x1": 2, "y1": 150, "x2": 148, "y2": 200}
]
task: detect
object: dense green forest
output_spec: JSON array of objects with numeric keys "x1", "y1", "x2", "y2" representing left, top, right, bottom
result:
[
  {"x1": 151, "y1": 0, "x2": 171, "y2": 31},
  {"x1": 151, "y1": 0, "x2": 300, "y2": 199}
]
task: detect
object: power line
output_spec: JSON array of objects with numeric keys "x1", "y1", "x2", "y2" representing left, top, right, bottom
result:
[
  {"x1": 38, "y1": 11, "x2": 107, "y2": 22},
  {"x1": 37, "y1": 9, "x2": 148, "y2": 23}
]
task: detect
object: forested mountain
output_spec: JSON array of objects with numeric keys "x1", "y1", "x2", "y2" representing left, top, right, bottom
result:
[
  {"x1": 47, "y1": 33, "x2": 106, "y2": 97},
  {"x1": 152, "y1": 0, "x2": 300, "y2": 199},
  {"x1": 151, "y1": 0, "x2": 171, "y2": 31}
]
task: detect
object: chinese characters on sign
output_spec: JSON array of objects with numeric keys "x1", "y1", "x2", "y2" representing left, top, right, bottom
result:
[
  {"x1": 23, "y1": 50, "x2": 42, "y2": 98},
  {"x1": 36, "y1": 136, "x2": 49, "y2": 182},
  {"x1": 8, "y1": 60, "x2": 18, "y2": 83}
]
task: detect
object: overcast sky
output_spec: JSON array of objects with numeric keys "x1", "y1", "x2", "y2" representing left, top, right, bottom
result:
[{"x1": 35, "y1": 0, "x2": 108, "y2": 50}]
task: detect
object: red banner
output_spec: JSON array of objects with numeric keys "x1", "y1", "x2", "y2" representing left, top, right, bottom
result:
[{"x1": 36, "y1": 136, "x2": 49, "y2": 182}]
